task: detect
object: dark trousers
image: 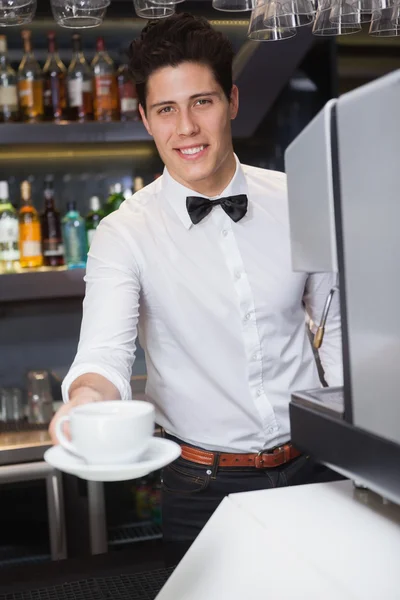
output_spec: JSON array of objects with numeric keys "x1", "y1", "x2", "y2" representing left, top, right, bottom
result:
[{"x1": 161, "y1": 437, "x2": 344, "y2": 566}]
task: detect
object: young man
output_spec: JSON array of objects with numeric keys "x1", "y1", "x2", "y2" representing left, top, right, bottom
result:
[{"x1": 50, "y1": 14, "x2": 343, "y2": 562}]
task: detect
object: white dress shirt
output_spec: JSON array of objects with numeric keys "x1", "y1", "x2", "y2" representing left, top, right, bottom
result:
[{"x1": 62, "y1": 157, "x2": 343, "y2": 453}]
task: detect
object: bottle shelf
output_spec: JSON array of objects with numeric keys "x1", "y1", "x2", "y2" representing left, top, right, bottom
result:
[
  {"x1": 0, "y1": 267, "x2": 85, "y2": 303},
  {"x1": 0, "y1": 121, "x2": 151, "y2": 146}
]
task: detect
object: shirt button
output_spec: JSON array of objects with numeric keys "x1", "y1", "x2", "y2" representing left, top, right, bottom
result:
[
  {"x1": 257, "y1": 388, "x2": 263, "y2": 397},
  {"x1": 253, "y1": 353, "x2": 260, "y2": 361},
  {"x1": 235, "y1": 270, "x2": 242, "y2": 280},
  {"x1": 268, "y1": 427, "x2": 275, "y2": 434},
  {"x1": 245, "y1": 312, "x2": 252, "y2": 321},
  {"x1": 222, "y1": 229, "x2": 229, "y2": 237}
]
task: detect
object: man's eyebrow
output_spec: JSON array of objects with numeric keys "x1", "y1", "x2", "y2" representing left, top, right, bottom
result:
[{"x1": 149, "y1": 91, "x2": 221, "y2": 110}]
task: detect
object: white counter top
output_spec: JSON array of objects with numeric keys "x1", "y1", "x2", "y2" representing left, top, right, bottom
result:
[{"x1": 157, "y1": 480, "x2": 400, "y2": 600}]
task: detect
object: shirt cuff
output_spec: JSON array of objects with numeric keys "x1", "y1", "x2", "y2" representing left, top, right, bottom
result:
[{"x1": 61, "y1": 363, "x2": 133, "y2": 403}]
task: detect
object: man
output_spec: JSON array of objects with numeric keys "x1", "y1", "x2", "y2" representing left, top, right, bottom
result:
[{"x1": 50, "y1": 13, "x2": 343, "y2": 562}]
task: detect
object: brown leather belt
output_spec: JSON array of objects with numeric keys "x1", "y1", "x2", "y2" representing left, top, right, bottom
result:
[{"x1": 180, "y1": 443, "x2": 301, "y2": 469}]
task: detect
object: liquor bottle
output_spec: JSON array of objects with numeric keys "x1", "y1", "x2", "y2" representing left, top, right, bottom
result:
[
  {"x1": 43, "y1": 32, "x2": 67, "y2": 122},
  {"x1": 62, "y1": 201, "x2": 87, "y2": 269},
  {"x1": 134, "y1": 177, "x2": 144, "y2": 193},
  {"x1": 67, "y1": 34, "x2": 93, "y2": 122},
  {"x1": 135, "y1": 478, "x2": 152, "y2": 520},
  {"x1": 92, "y1": 37, "x2": 119, "y2": 122},
  {"x1": 0, "y1": 36, "x2": 19, "y2": 123},
  {"x1": 0, "y1": 181, "x2": 19, "y2": 273},
  {"x1": 41, "y1": 177, "x2": 64, "y2": 267},
  {"x1": 86, "y1": 195, "x2": 104, "y2": 248},
  {"x1": 117, "y1": 62, "x2": 139, "y2": 122},
  {"x1": 123, "y1": 188, "x2": 132, "y2": 201},
  {"x1": 19, "y1": 181, "x2": 42, "y2": 269},
  {"x1": 104, "y1": 183, "x2": 124, "y2": 215},
  {"x1": 149, "y1": 474, "x2": 162, "y2": 526},
  {"x1": 17, "y1": 30, "x2": 44, "y2": 123}
]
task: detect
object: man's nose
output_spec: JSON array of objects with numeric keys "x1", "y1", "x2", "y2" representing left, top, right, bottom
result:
[{"x1": 176, "y1": 110, "x2": 199, "y2": 137}]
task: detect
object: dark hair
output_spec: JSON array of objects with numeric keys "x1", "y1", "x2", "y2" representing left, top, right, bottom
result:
[{"x1": 128, "y1": 13, "x2": 234, "y2": 111}]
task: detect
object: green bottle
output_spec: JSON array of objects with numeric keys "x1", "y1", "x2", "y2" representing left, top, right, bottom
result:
[
  {"x1": 86, "y1": 195, "x2": 104, "y2": 248},
  {"x1": 62, "y1": 201, "x2": 87, "y2": 269},
  {"x1": 104, "y1": 183, "x2": 124, "y2": 215}
]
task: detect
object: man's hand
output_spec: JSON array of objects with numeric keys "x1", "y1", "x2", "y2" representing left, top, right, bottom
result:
[
  {"x1": 49, "y1": 390, "x2": 101, "y2": 445},
  {"x1": 49, "y1": 375, "x2": 121, "y2": 445}
]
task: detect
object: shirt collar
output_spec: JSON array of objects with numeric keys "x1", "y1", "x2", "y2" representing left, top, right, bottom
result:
[{"x1": 162, "y1": 154, "x2": 248, "y2": 230}]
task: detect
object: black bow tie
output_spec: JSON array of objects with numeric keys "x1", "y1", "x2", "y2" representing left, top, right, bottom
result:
[{"x1": 186, "y1": 194, "x2": 248, "y2": 225}]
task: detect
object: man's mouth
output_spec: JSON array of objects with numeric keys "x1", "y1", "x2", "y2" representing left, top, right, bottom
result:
[{"x1": 175, "y1": 144, "x2": 209, "y2": 159}]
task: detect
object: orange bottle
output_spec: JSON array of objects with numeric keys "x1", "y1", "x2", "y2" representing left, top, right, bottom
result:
[
  {"x1": 19, "y1": 181, "x2": 43, "y2": 269},
  {"x1": 17, "y1": 31, "x2": 44, "y2": 123}
]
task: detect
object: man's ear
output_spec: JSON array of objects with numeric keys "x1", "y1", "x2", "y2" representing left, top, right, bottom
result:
[
  {"x1": 230, "y1": 85, "x2": 239, "y2": 120},
  {"x1": 139, "y1": 104, "x2": 152, "y2": 136}
]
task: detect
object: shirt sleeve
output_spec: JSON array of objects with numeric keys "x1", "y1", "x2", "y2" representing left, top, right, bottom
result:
[
  {"x1": 61, "y1": 217, "x2": 140, "y2": 402},
  {"x1": 303, "y1": 272, "x2": 344, "y2": 387}
]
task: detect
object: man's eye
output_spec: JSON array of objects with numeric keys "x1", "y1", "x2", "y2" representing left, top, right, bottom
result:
[
  {"x1": 196, "y1": 99, "x2": 211, "y2": 106},
  {"x1": 159, "y1": 106, "x2": 173, "y2": 114}
]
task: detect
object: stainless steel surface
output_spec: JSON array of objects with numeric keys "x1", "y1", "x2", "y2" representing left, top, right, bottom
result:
[
  {"x1": 46, "y1": 470, "x2": 67, "y2": 561},
  {"x1": 292, "y1": 386, "x2": 344, "y2": 418},
  {"x1": 285, "y1": 98, "x2": 338, "y2": 273},
  {"x1": 87, "y1": 481, "x2": 108, "y2": 555},
  {"x1": 0, "y1": 460, "x2": 54, "y2": 482},
  {"x1": 337, "y1": 70, "x2": 400, "y2": 446}
]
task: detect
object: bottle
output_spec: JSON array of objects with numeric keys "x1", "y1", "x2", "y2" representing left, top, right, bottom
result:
[
  {"x1": 43, "y1": 32, "x2": 67, "y2": 122},
  {"x1": 19, "y1": 181, "x2": 42, "y2": 269},
  {"x1": 149, "y1": 474, "x2": 162, "y2": 526},
  {"x1": 117, "y1": 62, "x2": 139, "y2": 122},
  {"x1": 135, "y1": 478, "x2": 151, "y2": 521},
  {"x1": 0, "y1": 181, "x2": 19, "y2": 273},
  {"x1": 104, "y1": 183, "x2": 124, "y2": 215},
  {"x1": 17, "y1": 30, "x2": 44, "y2": 123},
  {"x1": 92, "y1": 37, "x2": 119, "y2": 122},
  {"x1": 134, "y1": 177, "x2": 144, "y2": 193},
  {"x1": 41, "y1": 177, "x2": 64, "y2": 267},
  {"x1": 123, "y1": 188, "x2": 132, "y2": 201},
  {"x1": 67, "y1": 34, "x2": 93, "y2": 122},
  {"x1": 85, "y1": 195, "x2": 104, "y2": 248},
  {"x1": 62, "y1": 201, "x2": 87, "y2": 269},
  {"x1": 0, "y1": 36, "x2": 19, "y2": 123}
]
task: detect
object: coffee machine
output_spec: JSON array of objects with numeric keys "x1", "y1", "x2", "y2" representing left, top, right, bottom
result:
[
  {"x1": 286, "y1": 69, "x2": 400, "y2": 504},
  {"x1": 155, "y1": 72, "x2": 400, "y2": 600}
]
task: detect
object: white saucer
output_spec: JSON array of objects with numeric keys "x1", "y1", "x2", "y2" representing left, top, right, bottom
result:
[{"x1": 44, "y1": 438, "x2": 181, "y2": 482}]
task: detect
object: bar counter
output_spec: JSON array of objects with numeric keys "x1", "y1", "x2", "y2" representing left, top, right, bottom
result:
[
  {"x1": 0, "y1": 424, "x2": 172, "y2": 600},
  {"x1": 0, "y1": 428, "x2": 51, "y2": 466}
]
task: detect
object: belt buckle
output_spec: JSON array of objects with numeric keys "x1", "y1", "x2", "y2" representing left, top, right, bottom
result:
[{"x1": 255, "y1": 446, "x2": 285, "y2": 468}]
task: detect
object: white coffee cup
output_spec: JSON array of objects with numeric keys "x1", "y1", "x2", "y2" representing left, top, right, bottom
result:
[{"x1": 55, "y1": 400, "x2": 154, "y2": 465}]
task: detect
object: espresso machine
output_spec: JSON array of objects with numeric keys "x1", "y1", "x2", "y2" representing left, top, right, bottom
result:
[
  {"x1": 155, "y1": 73, "x2": 400, "y2": 600},
  {"x1": 286, "y1": 69, "x2": 400, "y2": 505}
]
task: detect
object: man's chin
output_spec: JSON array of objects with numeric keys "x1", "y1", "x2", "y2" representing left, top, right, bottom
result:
[{"x1": 173, "y1": 164, "x2": 214, "y2": 186}]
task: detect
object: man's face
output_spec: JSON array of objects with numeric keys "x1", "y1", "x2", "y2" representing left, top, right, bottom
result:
[{"x1": 140, "y1": 62, "x2": 239, "y2": 194}]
